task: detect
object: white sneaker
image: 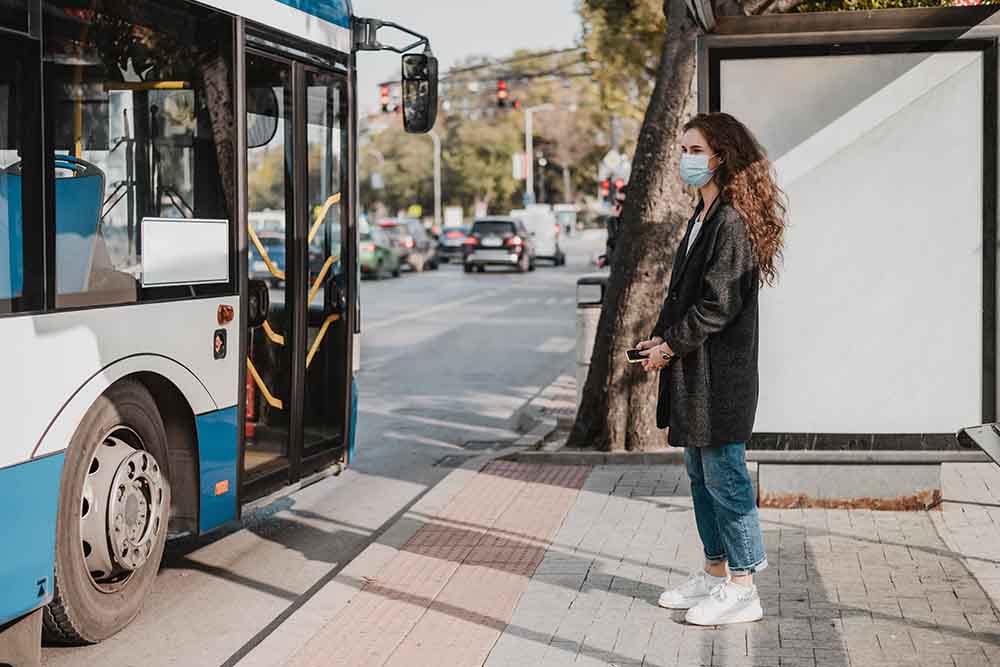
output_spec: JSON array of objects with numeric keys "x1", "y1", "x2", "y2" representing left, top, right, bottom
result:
[
  {"x1": 685, "y1": 581, "x2": 763, "y2": 626},
  {"x1": 657, "y1": 570, "x2": 727, "y2": 610}
]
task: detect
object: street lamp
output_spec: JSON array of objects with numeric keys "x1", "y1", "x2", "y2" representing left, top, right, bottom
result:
[{"x1": 524, "y1": 103, "x2": 554, "y2": 205}]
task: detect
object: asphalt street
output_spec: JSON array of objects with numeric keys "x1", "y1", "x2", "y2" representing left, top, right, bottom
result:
[{"x1": 41, "y1": 230, "x2": 605, "y2": 667}]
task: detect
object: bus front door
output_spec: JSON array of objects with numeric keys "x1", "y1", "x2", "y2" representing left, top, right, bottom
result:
[{"x1": 243, "y1": 50, "x2": 350, "y2": 501}]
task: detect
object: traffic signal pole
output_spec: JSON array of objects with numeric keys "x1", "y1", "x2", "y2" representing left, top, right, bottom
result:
[
  {"x1": 429, "y1": 129, "x2": 442, "y2": 231},
  {"x1": 524, "y1": 104, "x2": 553, "y2": 205}
]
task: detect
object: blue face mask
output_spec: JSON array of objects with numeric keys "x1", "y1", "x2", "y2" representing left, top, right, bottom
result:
[{"x1": 680, "y1": 153, "x2": 718, "y2": 188}]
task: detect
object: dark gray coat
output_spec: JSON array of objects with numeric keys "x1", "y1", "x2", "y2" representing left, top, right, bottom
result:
[{"x1": 651, "y1": 198, "x2": 759, "y2": 448}]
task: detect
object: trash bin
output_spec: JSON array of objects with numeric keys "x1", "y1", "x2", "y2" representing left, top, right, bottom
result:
[{"x1": 576, "y1": 273, "x2": 608, "y2": 407}]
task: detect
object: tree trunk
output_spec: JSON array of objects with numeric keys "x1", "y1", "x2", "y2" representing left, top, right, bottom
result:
[{"x1": 568, "y1": 0, "x2": 700, "y2": 451}]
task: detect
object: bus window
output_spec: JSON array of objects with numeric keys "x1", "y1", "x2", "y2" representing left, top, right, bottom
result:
[
  {"x1": 43, "y1": 0, "x2": 236, "y2": 308},
  {"x1": 0, "y1": 40, "x2": 35, "y2": 314},
  {"x1": 302, "y1": 70, "x2": 347, "y2": 457},
  {"x1": 0, "y1": 0, "x2": 29, "y2": 34}
]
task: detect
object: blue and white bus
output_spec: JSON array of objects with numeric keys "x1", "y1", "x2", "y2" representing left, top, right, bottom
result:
[{"x1": 0, "y1": 0, "x2": 436, "y2": 653}]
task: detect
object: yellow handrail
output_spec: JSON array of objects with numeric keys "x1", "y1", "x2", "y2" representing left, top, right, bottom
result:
[
  {"x1": 307, "y1": 256, "x2": 337, "y2": 306},
  {"x1": 103, "y1": 81, "x2": 190, "y2": 91},
  {"x1": 246, "y1": 359, "x2": 283, "y2": 410},
  {"x1": 308, "y1": 193, "x2": 341, "y2": 245},
  {"x1": 262, "y1": 320, "x2": 285, "y2": 346},
  {"x1": 247, "y1": 224, "x2": 286, "y2": 281},
  {"x1": 306, "y1": 314, "x2": 341, "y2": 369}
]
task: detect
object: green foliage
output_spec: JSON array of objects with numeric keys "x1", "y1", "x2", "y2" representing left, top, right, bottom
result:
[
  {"x1": 359, "y1": 128, "x2": 437, "y2": 218},
  {"x1": 248, "y1": 147, "x2": 284, "y2": 212},
  {"x1": 795, "y1": 0, "x2": 957, "y2": 11},
  {"x1": 579, "y1": 0, "x2": 665, "y2": 126},
  {"x1": 360, "y1": 46, "x2": 626, "y2": 216}
]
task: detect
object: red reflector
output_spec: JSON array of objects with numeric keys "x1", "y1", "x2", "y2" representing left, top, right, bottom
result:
[
  {"x1": 214, "y1": 480, "x2": 230, "y2": 496},
  {"x1": 363, "y1": 244, "x2": 375, "y2": 252},
  {"x1": 463, "y1": 237, "x2": 479, "y2": 246},
  {"x1": 505, "y1": 235, "x2": 523, "y2": 247},
  {"x1": 217, "y1": 304, "x2": 234, "y2": 325}
]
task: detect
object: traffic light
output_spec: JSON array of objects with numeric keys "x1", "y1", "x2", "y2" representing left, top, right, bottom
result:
[
  {"x1": 496, "y1": 79, "x2": 508, "y2": 108},
  {"x1": 380, "y1": 85, "x2": 391, "y2": 113},
  {"x1": 600, "y1": 179, "x2": 610, "y2": 202},
  {"x1": 614, "y1": 178, "x2": 626, "y2": 194}
]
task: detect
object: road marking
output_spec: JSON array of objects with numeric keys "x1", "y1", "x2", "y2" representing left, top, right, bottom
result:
[
  {"x1": 365, "y1": 292, "x2": 496, "y2": 332},
  {"x1": 536, "y1": 336, "x2": 574, "y2": 353}
]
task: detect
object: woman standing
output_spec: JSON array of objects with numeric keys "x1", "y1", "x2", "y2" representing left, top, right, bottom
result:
[{"x1": 636, "y1": 112, "x2": 786, "y2": 626}]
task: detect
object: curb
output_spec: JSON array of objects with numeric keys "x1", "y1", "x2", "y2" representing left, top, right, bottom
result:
[
  {"x1": 238, "y1": 444, "x2": 524, "y2": 667},
  {"x1": 503, "y1": 449, "x2": 991, "y2": 466}
]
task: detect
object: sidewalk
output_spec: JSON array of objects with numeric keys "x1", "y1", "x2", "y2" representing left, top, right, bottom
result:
[{"x1": 242, "y1": 455, "x2": 1000, "y2": 667}]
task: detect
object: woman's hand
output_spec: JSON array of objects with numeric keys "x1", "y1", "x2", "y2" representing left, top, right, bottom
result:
[
  {"x1": 639, "y1": 341, "x2": 674, "y2": 372},
  {"x1": 635, "y1": 337, "x2": 663, "y2": 352}
]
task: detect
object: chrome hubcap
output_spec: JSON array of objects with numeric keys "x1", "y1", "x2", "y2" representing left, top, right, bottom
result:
[{"x1": 80, "y1": 429, "x2": 165, "y2": 590}]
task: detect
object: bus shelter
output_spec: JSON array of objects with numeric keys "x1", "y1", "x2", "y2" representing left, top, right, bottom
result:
[{"x1": 699, "y1": 7, "x2": 1000, "y2": 452}]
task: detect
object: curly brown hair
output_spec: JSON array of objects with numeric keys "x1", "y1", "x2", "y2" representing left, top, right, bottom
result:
[{"x1": 683, "y1": 113, "x2": 787, "y2": 286}]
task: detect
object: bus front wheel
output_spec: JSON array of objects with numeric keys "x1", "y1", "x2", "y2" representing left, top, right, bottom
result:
[{"x1": 43, "y1": 379, "x2": 171, "y2": 644}]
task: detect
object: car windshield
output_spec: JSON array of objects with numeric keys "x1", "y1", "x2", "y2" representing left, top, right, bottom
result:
[{"x1": 472, "y1": 221, "x2": 516, "y2": 236}]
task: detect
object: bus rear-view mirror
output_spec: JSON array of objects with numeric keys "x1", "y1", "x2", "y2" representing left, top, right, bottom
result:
[{"x1": 401, "y1": 53, "x2": 438, "y2": 134}]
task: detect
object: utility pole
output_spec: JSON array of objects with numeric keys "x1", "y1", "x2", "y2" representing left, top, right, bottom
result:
[
  {"x1": 524, "y1": 104, "x2": 553, "y2": 205},
  {"x1": 429, "y1": 129, "x2": 442, "y2": 231}
]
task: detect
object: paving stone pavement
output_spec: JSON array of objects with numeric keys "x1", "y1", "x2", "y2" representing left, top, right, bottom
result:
[
  {"x1": 935, "y1": 464, "x2": 1000, "y2": 616},
  {"x1": 485, "y1": 465, "x2": 1000, "y2": 667},
  {"x1": 283, "y1": 461, "x2": 590, "y2": 667}
]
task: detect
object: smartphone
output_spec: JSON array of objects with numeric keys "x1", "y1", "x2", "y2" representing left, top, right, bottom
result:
[{"x1": 625, "y1": 348, "x2": 645, "y2": 363}]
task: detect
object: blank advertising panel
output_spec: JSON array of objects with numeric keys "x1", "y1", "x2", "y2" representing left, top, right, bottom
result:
[
  {"x1": 141, "y1": 218, "x2": 230, "y2": 287},
  {"x1": 720, "y1": 51, "x2": 983, "y2": 433}
]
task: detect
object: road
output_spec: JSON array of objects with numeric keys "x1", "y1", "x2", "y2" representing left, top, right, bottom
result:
[{"x1": 42, "y1": 230, "x2": 605, "y2": 667}]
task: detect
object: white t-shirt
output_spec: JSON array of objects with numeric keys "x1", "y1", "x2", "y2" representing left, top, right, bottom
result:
[{"x1": 686, "y1": 219, "x2": 703, "y2": 254}]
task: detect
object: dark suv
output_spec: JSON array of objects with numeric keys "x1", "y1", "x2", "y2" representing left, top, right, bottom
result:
[
  {"x1": 463, "y1": 217, "x2": 536, "y2": 273},
  {"x1": 379, "y1": 218, "x2": 439, "y2": 272}
]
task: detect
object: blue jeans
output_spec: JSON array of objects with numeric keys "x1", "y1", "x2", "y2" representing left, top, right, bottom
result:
[{"x1": 684, "y1": 442, "x2": 767, "y2": 575}]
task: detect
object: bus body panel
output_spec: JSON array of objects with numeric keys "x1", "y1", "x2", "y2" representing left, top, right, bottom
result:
[
  {"x1": 198, "y1": 0, "x2": 352, "y2": 50},
  {"x1": 196, "y1": 406, "x2": 240, "y2": 533},
  {"x1": 0, "y1": 297, "x2": 239, "y2": 469},
  {"x1": 0, "y1": 454, "x2": 64, "y2": 625}
]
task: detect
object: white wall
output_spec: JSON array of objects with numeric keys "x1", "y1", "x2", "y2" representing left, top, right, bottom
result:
[{"x1": 721, "y1": 51, "x2": 984, "y2": 433}]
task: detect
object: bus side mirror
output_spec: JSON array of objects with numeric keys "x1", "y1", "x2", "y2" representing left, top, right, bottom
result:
[
  {"x1": 401, "y1": 53, "x2": 438, "y2": 134},
  {"x1": 247, "y1": 279, "x2": 270, "y2": 328}
]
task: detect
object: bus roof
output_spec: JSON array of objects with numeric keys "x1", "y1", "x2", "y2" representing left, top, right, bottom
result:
[{"x1": 200, "y1": 0, "x2": 353, "y2": 52}]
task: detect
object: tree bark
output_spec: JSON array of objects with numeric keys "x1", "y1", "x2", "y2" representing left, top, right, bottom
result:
[{"x1": 568, "y1": 0, "x2": 700, "y2": 451}]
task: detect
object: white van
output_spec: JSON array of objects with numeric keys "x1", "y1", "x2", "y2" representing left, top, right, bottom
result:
[{"x1": 510, "y1": 206, "x2": 565, "y2": 266}]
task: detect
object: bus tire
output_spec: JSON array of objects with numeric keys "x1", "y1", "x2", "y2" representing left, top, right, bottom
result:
[{"x1": 43, "y1": 379, "x2": 171, "y2": 644}]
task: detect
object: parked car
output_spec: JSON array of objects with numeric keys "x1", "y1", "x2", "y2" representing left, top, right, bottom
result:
[
  {"x1": 360, "y1": 225, "x2": 402, "y2": 279},
  {"x1": 437, "y1": 226, "x2": 468, "y2": 262},
  {"x1": 463, "y1": 217, "x2": 535, "y2": 273},
  {"x1": 379, "y1": 218, "x2": 439, "y2": 271},
  {"x1": 511, "y1": 206, "x2": 565, "y2": 266},
  {"x1": 250, "y1": 231, "x2": 286, "y2": 287}
]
